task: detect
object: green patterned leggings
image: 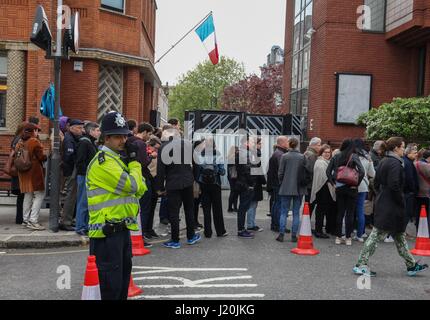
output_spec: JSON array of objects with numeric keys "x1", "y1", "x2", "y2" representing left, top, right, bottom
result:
[{"x1": 357, "y1": 227, "x2": 416, "y2": 269}]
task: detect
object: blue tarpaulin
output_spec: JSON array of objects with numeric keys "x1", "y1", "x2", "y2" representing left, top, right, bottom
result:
[{"x1": 40, "y1": 83, "x2": 63, "y2": 120}]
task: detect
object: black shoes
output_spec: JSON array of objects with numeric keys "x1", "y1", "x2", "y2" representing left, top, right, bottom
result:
[
  {"x1": 59, "y1": 224, "x2": 75, "y2": 231},
  {"x1": 291, "y1": 234, "x2": 298, "y2": 243},
  {"x1": 276, "y1": 234, "x2": 284, "y2": 242},
  {"x1": 160, "y1": 218, "x2": 169, "y2": 225},
  {"x1": 315, "y1": 232, "x2": 330, "y2": 239}
]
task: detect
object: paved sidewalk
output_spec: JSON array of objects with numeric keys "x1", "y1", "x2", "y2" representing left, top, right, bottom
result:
[{"x1": 0, "y1": 206, "x2": 89, "y2": 249}]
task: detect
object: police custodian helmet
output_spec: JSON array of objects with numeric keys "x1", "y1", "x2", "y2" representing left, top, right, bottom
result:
[{"x1": 101, "y1": 111, "x2": 130, "y2": 136}]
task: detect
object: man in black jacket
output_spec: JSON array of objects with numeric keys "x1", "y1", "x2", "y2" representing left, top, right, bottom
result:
[
  {"x1": 157, "y1": 130, "x2": 201, "y2": 248},
  {"x1": 235, "y1": 136, "x2": 259, "y2": 239},
  {"x1": 267, "y1": 136, "x2": 289, "y2": 232},
  {"x1": 127, "y1": 122, "x2": 156, "y2": 245},
  {"x1": 75, "y1": 122, "x2": 100, "y2": 235},
  {"x1": 60, "y1": 119, "x2": 84, "y2": 231}
]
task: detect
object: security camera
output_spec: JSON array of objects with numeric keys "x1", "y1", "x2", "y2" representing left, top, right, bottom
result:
[
  {"x1": 30, "y1": 5, "x2": 52, "y2": 53},
  {"x1": 305, "y1": 28, "x2": 316, "y2": 40}
]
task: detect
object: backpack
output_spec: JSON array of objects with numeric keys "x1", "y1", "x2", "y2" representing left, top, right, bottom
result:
[
  {"x1": 201, "y1": 164, "x2": 216, "y2": 184},
  {"x1": 3, "y1": 149, "x2": 17, "y2": 177},
  {"x1": 14, "y1": 141, "x2": 32, "y2": 172}
]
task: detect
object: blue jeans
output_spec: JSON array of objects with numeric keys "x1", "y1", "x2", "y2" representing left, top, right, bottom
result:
[
  {"x1": 237, "y1": 189, "x2": 254, "y2": 231},
  {"x1": 76, "y1": 175, "x2": 89, "y2": 233},
  {"x1": 246, "y1": 201, "x2": 258, "y2": 229},
  {"x1": 271, "y1": 187, "x2": 281, "y2": 230},
  {"x1": 356, "y1": 192, "x2": 367, "y2": 238},
  {"x1": 279, "y1": 195, "x2": 302, "y2": 235}
]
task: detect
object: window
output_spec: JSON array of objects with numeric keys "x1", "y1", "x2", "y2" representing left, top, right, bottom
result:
[
  {"x1": 363, "y1": 0, "x2": 386, "y2": 32},
  {"x1": 98, "y1": 65, "x2": 123, "y2": 123},
  {"x1": 417, "y1": 47, "x2": 426, "y2": 96},
  {"x1": 290, "y1": 0, "x2": 312, "y2": 118},
  {"x1": 101, "y1": 0, "x2": 125, "y2": 13},
  {"x1": 0, "y1": 52, "x2": 7, "y2": 128}
]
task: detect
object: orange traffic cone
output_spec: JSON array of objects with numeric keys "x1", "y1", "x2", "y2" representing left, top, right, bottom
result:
[
  {"x1": 411, "y1": 205, "x2": 430, "y2": 257},
  {"x1": 81, "y1": 255, "x2": 101, "y2": 300},
  {"x1": 291, "y1": 202, "x2": 320, "y2": 256},
  {"x1": 131, "y1": 210, "x2": 151, "y2": 256},
  {"x1": 128, "y1": 275, "x2": 143, "y2": 298}
]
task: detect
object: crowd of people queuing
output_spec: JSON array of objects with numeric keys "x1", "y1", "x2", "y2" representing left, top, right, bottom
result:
[{"x1": 5, "y1": 114, "x2": 430, "y2": 274}]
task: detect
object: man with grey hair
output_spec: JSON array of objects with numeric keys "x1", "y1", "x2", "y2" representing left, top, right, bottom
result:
[
  {"x1": 304, "y1": 137, "x2": 322, "y2": 221},
  {"x1": 370, "y1": 140, "x2": 384, "y2": 170}
]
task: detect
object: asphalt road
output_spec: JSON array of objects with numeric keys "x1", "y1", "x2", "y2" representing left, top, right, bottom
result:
[{"x1": 1, "y1": 192, "x2": 429, "y2": 300}]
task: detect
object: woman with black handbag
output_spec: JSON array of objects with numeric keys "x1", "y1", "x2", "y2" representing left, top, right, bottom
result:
[{"x1": 326, "y1": 139, "x2": 365, "y2": 246}]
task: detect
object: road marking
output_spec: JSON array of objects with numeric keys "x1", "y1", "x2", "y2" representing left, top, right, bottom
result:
[
  {"x1": 133, "y1": 275, "x2": 256, "y2": 288},
  {"x1": 130, "y1": 293, "x2": 265, "y2": 300},
  {"x1": 132, "y1": 266, "x2": 248, "y2": 275},
  {"x1": 3, "y1": 249, "x2": 88, "y2": 256},
  {"x1": 0, "y1": 252, "x2": 6, "y2": 255}
]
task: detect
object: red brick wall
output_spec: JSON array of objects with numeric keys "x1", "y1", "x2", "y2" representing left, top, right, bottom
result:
[
  {"x1": 60, "y1": 59, "x2": 99, "y2": 121},
  {"x1": 123, "y1": 67, "x2": 141, "y2": 122},
  {"x1": 284, "y1": 0, "x2": 422, "y2": 143}
]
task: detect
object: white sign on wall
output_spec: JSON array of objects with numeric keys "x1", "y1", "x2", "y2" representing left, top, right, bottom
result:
[{"x1": 335, "y1": 73, "x2": 372, "y2": 125}]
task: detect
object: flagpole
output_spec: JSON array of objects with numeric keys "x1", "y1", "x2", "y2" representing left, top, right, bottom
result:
[{"x1": 155, "y1": 11, "x2": 213, "y2": 65}]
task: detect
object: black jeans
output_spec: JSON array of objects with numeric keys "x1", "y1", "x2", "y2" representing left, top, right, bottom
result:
[
  {"x1": 228, "y1": 178, "x2": 239, "y2": 210},
  {"x1": 139, "y1": 179, "x2": 152, "y2": 235},
  {"x1": 315, "y1": 201, "x2": 337, "y2": 234},
  {"x1": 305, "y1": 192, "x2": 316, "y2": 219},
  {"x1": 194, "y1": 196, "x2": 201, "y2": 225},
  {"x1": 335, "y1": 186, "x2": 358, "y2": 238},
  {"x1": 89, "y1": 230, "x2": 132, "y2": 300},
  {"x1": 16, "y1": 193, "x2": 24, "y2": 224},
  {"x1": 237, "y1": 188, "x2": 254, "y2": 232},
  {"x1": 201, "y1": 184, "x2": 226, "y2": 237},
  {"x1": 167, "y1": 186, "x2": 195, "y2": 242}
]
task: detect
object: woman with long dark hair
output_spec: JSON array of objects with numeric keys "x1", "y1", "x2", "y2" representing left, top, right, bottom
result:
[
  {"x1": 326, "y1": 139, "x2": 365, "y2": 246},
  {"x1": 353, "y1": 137, "x2": 428, "y2": 277}
]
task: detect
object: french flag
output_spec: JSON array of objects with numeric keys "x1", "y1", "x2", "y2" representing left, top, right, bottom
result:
[{"x1": 195, "y1": 13, "x2": 219, "y2": 65}]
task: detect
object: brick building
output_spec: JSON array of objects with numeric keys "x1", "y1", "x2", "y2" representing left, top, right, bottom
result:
[
  {"x1": 283, "y1": 0, "x2": 428, "y2": 143},
  {"x1": 0, "y1": 0, "x2": 160, "y2": 154}
]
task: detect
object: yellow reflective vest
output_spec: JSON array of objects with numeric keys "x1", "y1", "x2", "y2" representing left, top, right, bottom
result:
[{"x1": 86, "y1": 146, "x2": 147, "y2": 238}]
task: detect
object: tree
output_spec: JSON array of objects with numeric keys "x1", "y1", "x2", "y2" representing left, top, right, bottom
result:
[
  {"x1": 221, "y1": 64, "x2": 285, "y2": 114},
  {"x1": 357, "y1": 96, "x2": 430, "y2": 141},
  {"x1": 168, "y1": 57, "x2": 246, "y2": 123}
]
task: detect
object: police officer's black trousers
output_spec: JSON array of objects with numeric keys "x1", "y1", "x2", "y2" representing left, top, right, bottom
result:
[
  {"x1": 90, "y1": 230, "x2": 132, "y2": 300},
  {"x1": 167, "y1": 186, "x2": 195, "y2": 243}
]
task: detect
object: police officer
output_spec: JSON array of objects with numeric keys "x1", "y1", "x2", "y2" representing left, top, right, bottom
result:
[{"x1": 86, "y1": 112, "x2": 147, "y2": 300}]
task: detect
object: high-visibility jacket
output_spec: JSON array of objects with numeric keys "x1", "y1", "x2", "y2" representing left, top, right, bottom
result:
[{"x1": 86, "y1": 147, "x2": 147, "y2": 238}]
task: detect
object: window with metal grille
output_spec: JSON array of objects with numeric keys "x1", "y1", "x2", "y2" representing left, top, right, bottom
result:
[{"x1": 98, "y1": 64, "x2": 123, "y2": 123}]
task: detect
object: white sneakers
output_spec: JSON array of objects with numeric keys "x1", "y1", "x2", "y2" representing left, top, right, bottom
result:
[
  {"x1": 353, "y1": 235, "x2": 365, "y2": 242},
  {"x1": 345, "y1": 238, "x2": 352, "y2": 246},
  {"x1": 335, "y1": 237, "x2": 353, "y2": 245},
  {"x1": 26, "y1": 222, "x2": 45, "y2": 231},
  {"x1": 384, "y1": 236, "x2": 395, "y2": 243},
  {"x1": 335, "y1": 237, "x2": 342, "y2": 245}
]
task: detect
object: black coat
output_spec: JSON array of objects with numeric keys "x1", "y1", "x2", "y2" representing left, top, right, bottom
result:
[
  {"x1": 62, "y1": 131, "x2": 80, "y2": 176},
  {"x1": 234, "y1": 147, "x2": 259, "y2": 192},
  {"x1": 326, "y1": 152, "x2": 365, "y2": 188},
  {"x1": 402, "y1": 156, "x2": 419, "y2": 195},
  {"x1": 76, "y1": 134, "x2": 98, "y2": 176},
  {"x1": 373, "y1": 154, "x2": 406, "y2": 234},
  {"x1": 156, "y1": 137, "x2": 194, "y2": 192},
  {"x1": 267, "y1": 147, "x2": 287, "y2": 191}
]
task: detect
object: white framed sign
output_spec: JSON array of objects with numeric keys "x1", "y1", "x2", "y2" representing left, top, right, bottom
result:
[{"x1": 335, "y1": 73, "x2": 372, "y2": 125}]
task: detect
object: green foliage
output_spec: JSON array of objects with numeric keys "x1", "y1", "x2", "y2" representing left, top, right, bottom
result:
[
  {"x1": 357, "y1": 96, "x2": 430, "y2": 142},
  {"x1": 168, "y1": 57, "x2": 246, "y2": 123}
]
